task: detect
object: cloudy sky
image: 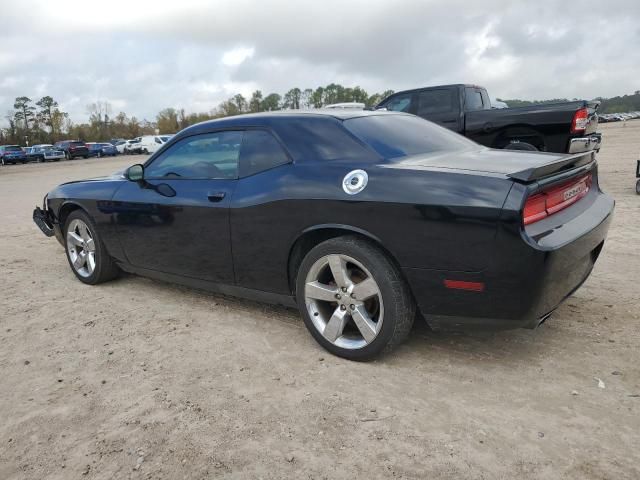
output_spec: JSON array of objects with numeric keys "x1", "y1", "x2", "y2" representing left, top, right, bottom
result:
[{"x1": 1, "y1": 0, "x2": 639, "y2": 123}]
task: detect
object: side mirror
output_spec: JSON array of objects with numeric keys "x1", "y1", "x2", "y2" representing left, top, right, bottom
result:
[{"x1": 126, "y1": 164, "x2": 144, "y2": 182}]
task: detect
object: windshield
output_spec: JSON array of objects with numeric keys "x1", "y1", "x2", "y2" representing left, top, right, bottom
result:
[{"x1": 343, "y1": 114, "x2": 476, "y2": 160}]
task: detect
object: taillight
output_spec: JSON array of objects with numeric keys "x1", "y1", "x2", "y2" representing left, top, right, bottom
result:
[
  {"x1": 523, "y1": 173, "x2": 592, "y2": 226},
  {"x1": 571, "y1": 107, "x2": 589, "y2": 133}
]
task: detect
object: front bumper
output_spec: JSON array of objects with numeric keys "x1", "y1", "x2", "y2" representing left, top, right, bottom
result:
[
  {"x1": 568, "y1": 133, "x2": 602, "y2": 154},
  {"x1": 33, "y1": 207, "x2": 55, "y2": 237},
  {"x1": 3, "y1": 155, "x2": 27, "y2": 163}
]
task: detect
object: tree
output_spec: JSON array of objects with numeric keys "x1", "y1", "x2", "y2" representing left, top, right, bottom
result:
[
  {"x1": 36, "y1": 96, "x2": 66, "y2": 140},
  {"x1": 261, "y1": 93, "x2": 281, "y2": 111},
  {"x1": 87, "y1": 101, "x2": 113, "y2": 140},
  {"x1": 310, "y1": 87, "x2": 325, "y2": 108},
  {"x1": 301, "y1": 88, "x2": 313, "y2": 109},
  {"x1": 156, "y1": 108, "x2": 180, "y2": 134},
  {"x1": 282, "y1": 88, "x2": 302, "y2": 109},
  {"x1": 249, "y1": 90, "x2": 264, "y2": 113},
  {"x1": 13, "y1": 97, "x2": 36, "y2": 132}
]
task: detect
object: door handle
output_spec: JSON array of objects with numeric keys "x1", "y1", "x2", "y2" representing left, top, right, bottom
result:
[{"x1": 207, "y1": 192, "x2": 226, "y2": 202}]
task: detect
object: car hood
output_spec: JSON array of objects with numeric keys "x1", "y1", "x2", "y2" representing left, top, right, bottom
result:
[
  {"x1": 387, "y1": 147, "x2": 593, "y2": 182},
  {"x1": 59, "y1": 171, "x2": 125, "y2": 186}
]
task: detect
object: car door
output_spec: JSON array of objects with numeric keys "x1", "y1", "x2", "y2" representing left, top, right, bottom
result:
[{"x1": 111, "y1": 130, "x2": 243, "y2": 283}]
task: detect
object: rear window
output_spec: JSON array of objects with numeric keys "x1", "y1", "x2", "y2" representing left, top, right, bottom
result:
[
  {"x1": 416, "y1": 89, "x2": 456, "y2": 115},
  {"x1": 344, "y1": 114, "x2": 476, "y2": 159},
  {"x1": 274, "y1": 117, "x2": 373, "y2": 161},
  {"x1": 70, "y1": 141, "x2": 85, "y2": 147}
]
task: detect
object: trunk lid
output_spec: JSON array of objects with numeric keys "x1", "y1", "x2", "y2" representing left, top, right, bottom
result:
[{"x1": 389, "y1": 147, "x2": 595, "y2": 183}]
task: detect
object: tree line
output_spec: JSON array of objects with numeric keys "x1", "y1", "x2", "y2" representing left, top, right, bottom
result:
[
  {"x1": 2, "y1": 84, "x2": 639, "y2": 145},
  {"x1": 496, "y1": 90, "x2": 640, "y2": 114},
  {"x1": 0, "y1": 83, "x2": 393, "y2": 145}
]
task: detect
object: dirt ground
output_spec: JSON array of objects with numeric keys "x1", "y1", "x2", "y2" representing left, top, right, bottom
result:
[{"x1": 0, "y1": 122, "x2": 639, "y2": 479}]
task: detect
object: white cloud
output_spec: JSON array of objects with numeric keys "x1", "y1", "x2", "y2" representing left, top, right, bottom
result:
[
  {"x1": 222, "y1": 47, "x2": 255, "y2": 66},
  {"x1": 0, "y1": 0, "x2": 639, "y2": 123}
]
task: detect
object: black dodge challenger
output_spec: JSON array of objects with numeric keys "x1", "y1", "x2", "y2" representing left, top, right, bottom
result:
[{"x1": 33, "y1": 110, "x2": 614, "y2": 360}]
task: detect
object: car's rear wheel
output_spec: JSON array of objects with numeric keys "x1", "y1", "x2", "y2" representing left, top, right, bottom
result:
[
  {"x1": 296, "y1": 236, "x2": 415, "y2": 360},
  {"x1": 636, "y1": 179, "x2": 640, "y2": 195},
  {"x1": 64, "y1": 210, "x2": 119, "y2": 285}
]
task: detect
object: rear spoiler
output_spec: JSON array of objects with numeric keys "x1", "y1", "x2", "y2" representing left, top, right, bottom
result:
[{"x1": 508, "y1": 152, "x2": 595, "y2": 183}]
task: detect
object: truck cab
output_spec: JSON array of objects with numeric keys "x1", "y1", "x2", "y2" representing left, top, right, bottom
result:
[{"x1": 377, "y1": 84, "x2": 601, "y2": 154}]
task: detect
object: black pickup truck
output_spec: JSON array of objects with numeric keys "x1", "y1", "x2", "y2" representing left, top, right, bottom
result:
[{"x1": 376, "y1": 84, "x2": 602, "y2": 154}]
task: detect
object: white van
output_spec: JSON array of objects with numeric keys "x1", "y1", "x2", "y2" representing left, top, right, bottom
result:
[{"x1": 137, "y1": 135, "x2": 173, "y2": 154}]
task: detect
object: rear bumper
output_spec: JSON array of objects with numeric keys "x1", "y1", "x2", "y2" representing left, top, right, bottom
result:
[
  {"x1": 405, "y1": 190, "x2": 614, "y2": 331},
  {"x1": 568, "y1": 133, "x2": 602, "y2": 153}
]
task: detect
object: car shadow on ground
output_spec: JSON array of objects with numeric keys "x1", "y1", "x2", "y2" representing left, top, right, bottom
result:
[{"x1": 118, "y1": 273, "x2": 556, "y2": 367}]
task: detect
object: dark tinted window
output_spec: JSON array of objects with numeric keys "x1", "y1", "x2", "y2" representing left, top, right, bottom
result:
[
  {"x1": 274, "y1": 117, "x2": 373, "y2": 161},
  {"x1": 383, "y1": 93, "x2": 413, "y2": 112},
  {"x1": 344, "y1": 114, "x2": 475, "y2": 159},
  {"x1": 5, "y1": 146, "x2": 22, "y2": 151},
  {"x1": 464, "y1": 88, "x2": 484, "y2": 111},
  {"x1": 416, "y1": 89, "x2": 455, "y2": 115},
  {"x1": 239, "y1": 130, "x2": 289, "y2": 177},
  {"x1": 70, "y1": 141, "x2": 85, "y2": 147},
  {"x1": 145, "y1": 131, "x2": 243, "y2": 179}
]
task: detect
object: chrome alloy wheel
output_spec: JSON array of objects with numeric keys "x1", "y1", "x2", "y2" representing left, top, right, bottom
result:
[
  {"x1": 304, "y1": 254, "x2": 384, "y2": 350},
  {"x1": 66, "y1": 218, "x2": 96, "y2": 278}
]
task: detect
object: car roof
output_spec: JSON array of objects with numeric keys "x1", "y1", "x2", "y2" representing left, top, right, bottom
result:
[{"x1": 181, "y1": 109, "x2": 409, "y2": 134}]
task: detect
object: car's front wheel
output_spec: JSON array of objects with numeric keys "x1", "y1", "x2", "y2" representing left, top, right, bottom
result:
[
  {"x1": 296, "y1": 236, "x2": 415, "y2": 360},
  {"x1": 64, "y1": 210, "x2": 119, "y2": 285}
]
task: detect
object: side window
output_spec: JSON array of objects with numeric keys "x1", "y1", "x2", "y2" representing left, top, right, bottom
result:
[
  {"x1": 155, "y1": 137, "x2": 162, "y2": 144},
  {"x1": 417, "y1": 89, "x2": 454, "y2": 115},
  {"x1": 145, "y1": 131, "x2": 243, "y2": 179},
  {"x1": 239, "y1": 130, "x2": 290, "y2": 177},
  {"x1": 464, "y1": 87, "x2": 484, "y2": 111},
  {"x1": 383, "y1": 93, "x2": 412, "y2": 112}
]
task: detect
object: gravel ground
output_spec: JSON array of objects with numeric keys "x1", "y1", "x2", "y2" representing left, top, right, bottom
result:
[{"x1": 0, "y1": 122, "x2": 639, "y2": 479}]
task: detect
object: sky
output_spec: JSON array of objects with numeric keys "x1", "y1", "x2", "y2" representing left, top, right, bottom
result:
[{"x1": 1, "y1": 0, "x2": 639, "y2": 124}]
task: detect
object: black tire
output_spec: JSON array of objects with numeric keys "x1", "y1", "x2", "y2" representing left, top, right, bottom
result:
[
  {"x1": 503, "y1": 141, "x2": 538, "y2": 151},
  {"x1": 83, "y1": 155, "x2": 89, "y2": 159},
  {"x1": 63, "y1": 210, "x2": 119, "y2": 285},
  {"x1": 295, "y1": 236, "x2": 415, "y2": 360},
  {"x1": 636, "y1": 179, "x2": 640, "y2": 195}
]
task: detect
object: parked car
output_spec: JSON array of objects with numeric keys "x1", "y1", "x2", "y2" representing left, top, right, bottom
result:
[
  {"x1": 25, "y1": 144, "x2": 65, "y2": 162},
  {"x1": 87, "y1": 142, "x2": 118, "y2": 158},
  {"x1": 124, "y1": 138, "x2": 142, "y2": 154},
  {"x1": 0, "y1": 145, "x2": 27, "y2": 164},
  {"x1": 376, "y1": 84, "x2": 602, "y2": 154},
  {"x1": 136, "y1": 135, "x2": 173, "y2": 154},
  {"x1": 32, "y1": 110, "x2": 614, "y2": 360},
  {"x1": 54, "y1": 140, "x2": 89, "y2": 160},
  {"x1": 114, "y1": 140, "x2": 129, "y2": 154}
]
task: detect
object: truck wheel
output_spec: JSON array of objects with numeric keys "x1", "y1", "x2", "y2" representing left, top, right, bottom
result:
[
  {"x1": 296, "y1": 236, "x2": 415, "y2": 361},
  {"x1": 504, "y1": 141, "x2": 538, "y2": 151},
  {"x1": 64, "y1": 210, "x2": 120, "y2": 285},
  {"x1": 636, "y1": 179, "x2": 640, "y2": 195}
]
